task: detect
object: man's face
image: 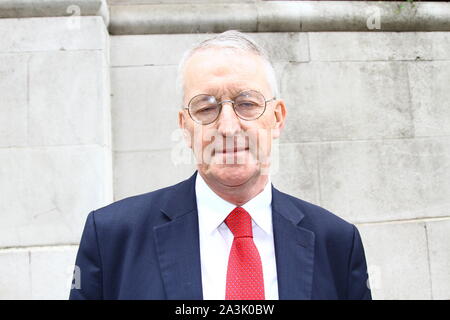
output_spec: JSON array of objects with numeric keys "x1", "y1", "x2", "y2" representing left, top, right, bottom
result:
[{"x1": 178, "y1": 48, "x2": 286, "y2": 188}]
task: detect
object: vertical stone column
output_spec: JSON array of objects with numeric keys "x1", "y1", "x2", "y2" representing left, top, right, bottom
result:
[{"x1": 0, "y1": 6, "x2": 112, "y2": 298}]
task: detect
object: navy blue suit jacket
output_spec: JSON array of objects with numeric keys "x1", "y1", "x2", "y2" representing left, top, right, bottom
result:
[{"x1": 69, "y1": 171, "x2": 371, "y2": 300}]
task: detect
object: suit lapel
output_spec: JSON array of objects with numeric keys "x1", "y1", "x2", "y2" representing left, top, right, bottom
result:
[
  {"x1": 272, "y1": 186, "x2": 315, "y2": 300},
  {"x1": 154, "y1": 172, "x2": 203, "y2": 300}
]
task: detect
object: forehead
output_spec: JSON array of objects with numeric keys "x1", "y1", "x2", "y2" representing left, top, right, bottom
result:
[{"x1": 183, "y1": 48, "x2": 271, "y2": 98}]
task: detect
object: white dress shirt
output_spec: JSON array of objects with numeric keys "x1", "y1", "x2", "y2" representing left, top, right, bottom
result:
[{"x1": 196, "y1": 172, "x2": 279, "y2": 300}]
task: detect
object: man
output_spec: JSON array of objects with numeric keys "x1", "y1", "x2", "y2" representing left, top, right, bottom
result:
[{"x1": 70, "y1": 30, "x2": 371, "y2": 300}]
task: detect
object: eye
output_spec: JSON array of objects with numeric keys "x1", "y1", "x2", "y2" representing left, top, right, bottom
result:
[
  {"x1": 238, "y1": 101, "x2": 258, "y2": 108},
  {"x1": 198, "y1": 105, "x2": 217, "y2": 113}
]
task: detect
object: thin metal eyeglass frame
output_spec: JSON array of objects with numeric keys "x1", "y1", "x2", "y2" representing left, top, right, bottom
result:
[{"x1": 183, "y1": 91, "x2": 276, "y2": 125}]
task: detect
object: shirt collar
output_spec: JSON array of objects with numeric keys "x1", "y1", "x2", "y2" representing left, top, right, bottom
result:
[
  {"x1": 195, "y1": 172, "x2": 273, "y2": 235},
  {"x1": 241, "y1": 177, "x2": 273, "y2": 235}
]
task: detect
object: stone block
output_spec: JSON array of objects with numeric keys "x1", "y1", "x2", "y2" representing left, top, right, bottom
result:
[
  {"x1": 0, "y1": 145, "x2": 113, "y2": 247},
  {"x1": 251, "y1": 33, "x2": 309, "y2": 63},
  {"x1": 108, "y1": 1, "x2": 450, "y2": 34},
  {"x1": 0, "y1": 16, "x2": 107, "y2": 53},
  {"x1": 111, "y1": 65, "x2": 180, "y2": 152},
  {"x1": 0, "y1": 1, "x2": 108, "y2": 22},
  {"x1": 0, "y1": 249, "x2": 31, "y2": 299},
  {"x1": 111, "y1": 34, "x2": 211, "y2": 67},
  {"x1": 280, "y1": 61, "x2": 414, "y2": 143},
  {"x1": 110, "y1": 32, "x2": 308, "y2": 67},
  {"x1": 426, "y1": 218, "x2": 450, "y2": 299},
  {"x1": 28, "y1": 50, "x2": 110, "y2": 147},
  {"x1": 30, "y1": 246, "x2": 78, "y2": 300},
  {"x1": 357, "y1": 222, "x2": 431, "y2": 299},
  {"x1": 113, "y1": 149, "x2": 196, "y2": 201},
  {"x1": 271, "y1": 142, "x2": 320, "y2": 206},
  {"x1": 0, "y1": 54, "x2": 28, "y2": 147},
  {"x1": 319, "y1": 137, "x2": 450, "y2": 224},
  {"x1": 256, "y1": 1, "x2": 303, "y2": 32},
  {"x1": 309, "y1": 32, "x2": 450, "y2": 61},
  {"x1": 109, "y1": 0, "x2": 254, "y2": 3},
  {"x1": 109, "y1": 3, "x2": 257, "y2": 35},
  {"x1": 408, "y1": 61, "x2": 450, "y2": 137}
]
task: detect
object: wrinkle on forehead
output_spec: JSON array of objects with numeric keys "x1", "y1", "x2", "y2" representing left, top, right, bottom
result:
[
  {"x1": 183, "y1": 48, "x2": 271, "y2": 102},
  {"x1": 202, "y1": 84, "x2": 253, "y2": 100}
]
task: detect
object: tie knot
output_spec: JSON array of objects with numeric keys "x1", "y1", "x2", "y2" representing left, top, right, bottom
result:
[{"x1": 225, "y1": 207, "x2": 253, "y2": 238}]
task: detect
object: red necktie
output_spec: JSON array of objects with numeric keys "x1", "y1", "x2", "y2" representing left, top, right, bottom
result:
[{"x1": 225, "y1": 207, "x2": 265, "y2": 300}]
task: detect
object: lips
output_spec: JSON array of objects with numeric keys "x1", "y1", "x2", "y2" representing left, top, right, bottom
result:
[{"x1": 215, "y1": 147, "x2": 249, "y2": 154}]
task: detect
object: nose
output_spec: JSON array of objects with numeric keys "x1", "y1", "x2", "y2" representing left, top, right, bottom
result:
[{"x1": 215, "y1": 101, "x2": 241, "y2": 137}]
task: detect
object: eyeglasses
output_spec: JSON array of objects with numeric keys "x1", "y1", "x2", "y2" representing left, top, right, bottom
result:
[{"x1": 184, "y1": 90, "x2": 276, "y2": 125}]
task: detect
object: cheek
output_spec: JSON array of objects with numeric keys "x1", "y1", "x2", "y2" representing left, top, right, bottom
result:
[
  {"x1": 258, "y1": 131, "x2": 272, "y2": 156},
  {"x1": 247, "y1": 127, "x2": 272, "y2": 158},
  {"x1": 201, "y1": 128, "x2": 217, "y2": 147},
  {"x1": 190, "y1": 127, "x2": 216, "y2": 157}
]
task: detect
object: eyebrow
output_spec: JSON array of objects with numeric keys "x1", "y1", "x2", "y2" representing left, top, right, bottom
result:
[{"x1": 204, "y1": 86, "x2": 248, "y2": 98}]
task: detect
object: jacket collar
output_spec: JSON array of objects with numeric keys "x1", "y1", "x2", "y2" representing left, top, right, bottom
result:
[
  {"x1": 159, "y1": 171, "x2": 198, "y2": 221},
  {"x1": 154, "y1": 171, "x2": 203, "y2": 299},
  {"x1": 271, "y1": 185, "x2": 305, "y2": 225}
]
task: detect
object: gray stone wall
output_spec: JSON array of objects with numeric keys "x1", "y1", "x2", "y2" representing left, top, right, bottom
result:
[
  {"x1": 0, "y1": 16, "x2": 113, "y2": 299},
  {"x1": 1, "y1": 0, "x2": 449, "y2": 300}
]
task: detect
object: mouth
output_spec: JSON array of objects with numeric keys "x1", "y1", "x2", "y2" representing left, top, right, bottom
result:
[{"x1": 215, "y1": 146, "x2": 249, "y2": 154}]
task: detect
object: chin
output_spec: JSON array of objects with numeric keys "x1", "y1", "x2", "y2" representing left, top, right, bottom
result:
[{"x1": 207, "y1": 164, "x2": 259, "y2": 187}]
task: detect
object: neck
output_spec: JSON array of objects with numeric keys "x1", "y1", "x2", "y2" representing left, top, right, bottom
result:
[{"x1": 198, "y1": 170, "x2": 269, "y2": 206}]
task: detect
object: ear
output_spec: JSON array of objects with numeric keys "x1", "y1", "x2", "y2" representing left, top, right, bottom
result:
[
  {"x1": 272, "y1": 99, "x2": 287, "y2": 139},
  {"x1": 178, "y1": 109, "x2": 192, "y2": 148}
]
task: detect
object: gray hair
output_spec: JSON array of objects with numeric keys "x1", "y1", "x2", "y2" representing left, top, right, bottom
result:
[{"x1": 176, "y1": 30, "x2": 279, "y2": 106}]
